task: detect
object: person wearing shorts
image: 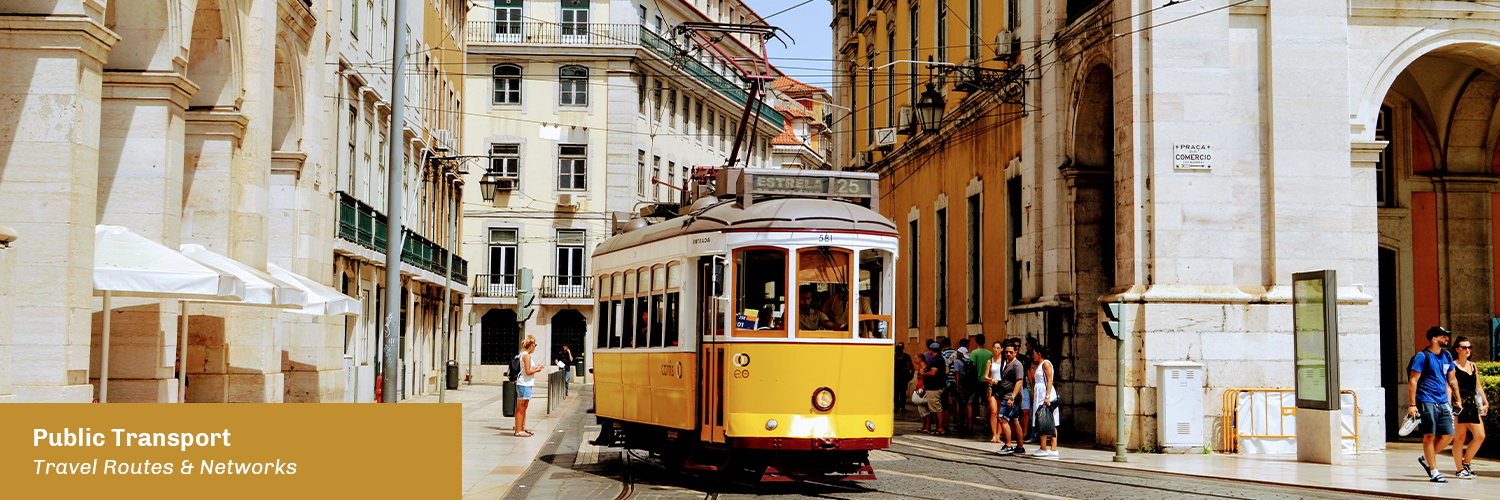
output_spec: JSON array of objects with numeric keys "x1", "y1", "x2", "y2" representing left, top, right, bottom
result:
[
  {"x1": 921, "y1": 341, "x2": 948, "y2": 434},
  {"x1": 992, "y1": 344, "x2": 1026, "y2": 456},
  {"x1": 1408, "y1": 326, "x2": 1462, "y2": 482}
]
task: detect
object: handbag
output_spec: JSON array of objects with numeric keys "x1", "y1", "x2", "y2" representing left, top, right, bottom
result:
[
  {"x1": 1034, "y1": 402, "x2": 1057, "y2": 436},
  {"x1": 911, "y1": 388, "x2": 927, "y2": 405}
]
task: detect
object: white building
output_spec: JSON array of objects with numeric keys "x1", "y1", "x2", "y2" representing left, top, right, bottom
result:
[{"x1": 459, "y1": 0, "x2": 783, "y2": 382}]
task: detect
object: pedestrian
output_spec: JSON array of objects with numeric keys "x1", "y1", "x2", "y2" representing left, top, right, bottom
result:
[
  {"x1": 1408, "y1": 326, "x2": 1461, "y2": 482},
  {"x1": 1030, "y1": 346, "x2": 1059, "y2": 457},
  {"x1": 1004, "y1": 338, "x2": 1033, "y2": 443},
  {"x1": 1452, "y1": 336, "x2": 1487, "y2": 479},
  {"x1": 557, "y1": 345, "x2": 574, "y2": 396},
  {"x1": 922, "y1": 341, "x2": 948, "y2": 435},
  {"x1": 895, "y1": 342, "x2": 914, "y2": 413},
  {"x1": 970, "y1": 335, "x2": 994, "y2": 437},
  {"x1": 939, "y1": 337, "x2": 959, "y2": 432},
  {"x1": 515, "y1": 335, "x2": 544, "y2": 437},
  {"x1": 992, "y1": 343, "x2": 1028, "y2": 455},
  {"x1": 955, "y1": 338, "x2": 977, "y2": 433}
]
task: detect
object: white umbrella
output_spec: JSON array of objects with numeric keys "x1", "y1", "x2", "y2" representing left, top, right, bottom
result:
[
  {"x1": 93, "y1": 225, "x2": 245, "y2": 403},
  {"x1": 267, "y1": 263, "x2": 361, "y2": 317},
  {"x1": 175, "y1": 244, "x2": 310, "y2": 402}
]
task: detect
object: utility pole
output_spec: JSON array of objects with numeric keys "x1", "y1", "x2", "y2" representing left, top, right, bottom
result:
[
  {"x1": 439, "y1": 180, "x2": 455, "y2": 403},
  {"x1": 381, "y1": 0, "x2": 408, "y2": 403},
  {"x1": 1102, "y1": 298, "x2": 1128, "y2": 462}
]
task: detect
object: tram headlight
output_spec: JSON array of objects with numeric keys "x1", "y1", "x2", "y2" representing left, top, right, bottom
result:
[
  {"x1": 812, "y1": 387, "x2": 836, "y2": 411},
  {"x1": 866, "y1": 421, "x2": 876, "y2": 432},
  {"x1": 765, "y1": 419, "x2": 778, "y2": 431}
]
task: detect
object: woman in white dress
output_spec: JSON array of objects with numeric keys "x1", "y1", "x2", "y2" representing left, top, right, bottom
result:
[{"x1": 1031, "y1": 346, "x2": 1059, "y2": 457}]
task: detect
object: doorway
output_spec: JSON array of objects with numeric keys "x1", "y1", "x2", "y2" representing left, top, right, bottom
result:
[
  {"x1": 481, "y1": 309, "x2": 521, "y2": 367},
  {"x1": 1379, "y1": 247, "x2": 1402, "y2": 441},
  {"x1": 552, "y1": 309, "x2": 587, "y2": 365}
]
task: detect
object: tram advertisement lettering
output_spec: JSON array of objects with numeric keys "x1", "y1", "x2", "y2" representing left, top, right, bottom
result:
[
  {"x1": 736, "y1": 309, "x2": 759, "y2": 329},
  {"x1": 732, "y1": 353, "x2": 751, "y2": 367}
]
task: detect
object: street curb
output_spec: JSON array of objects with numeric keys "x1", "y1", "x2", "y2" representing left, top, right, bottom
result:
[
  {"x1": 903, "y1": 435, "x2": 1436, "y2": 500},
  {"x1": 498, "y1": 388, "x2": 593, "y2": 500}
]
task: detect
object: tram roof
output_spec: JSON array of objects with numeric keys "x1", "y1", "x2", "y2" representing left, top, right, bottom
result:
[{"x1": 593, "y1": 197, "x2": 898, "y2": 257}]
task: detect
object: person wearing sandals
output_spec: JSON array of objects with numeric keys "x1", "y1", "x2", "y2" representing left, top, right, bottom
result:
[
  {"x1": 1030, "y1": 346, "x2": 1059, "y2": 457},
  {"x1": 1408, "y1": 326, "x2": 1462, "y2": 482},
  {"x1": 1452, "y1": 336, "x2": 1487, "y2": 479},
  {"x1": 515, "y1": 335, "x2": 544, "y2": 438}
]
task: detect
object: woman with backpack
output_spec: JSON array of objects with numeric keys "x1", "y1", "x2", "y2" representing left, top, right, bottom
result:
[{"x1": 514, "y1": 335, "x2": 544, "y2": 437}]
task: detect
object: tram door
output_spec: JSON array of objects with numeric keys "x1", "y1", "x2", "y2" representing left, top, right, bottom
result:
[{"x1": 698, "y1": 256, "x2": 726, "y2": 443}]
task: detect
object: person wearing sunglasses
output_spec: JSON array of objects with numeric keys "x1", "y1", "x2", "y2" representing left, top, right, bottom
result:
[
  {"x1": 1408, "y1": 326, "x2": 1463, "y2": 482},
  {"x1": 1451, "y1": 336, "x2": 1487, "y2": 479}
]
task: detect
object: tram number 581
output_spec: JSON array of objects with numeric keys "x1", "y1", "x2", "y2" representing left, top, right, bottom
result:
[
  {"x1": 732, "y1": 369, "x2": 751, "y2": 379},
  {"x1": 817, "y1": 234, "x2": 833, "y2": 243}
]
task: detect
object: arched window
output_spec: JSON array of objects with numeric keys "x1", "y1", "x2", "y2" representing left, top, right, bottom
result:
[
  {"x1": 493, "y1": 64, "x2": 521, "y2": 104},
  {"x1": 560, "y1": 65, "x2": 588, "y2": 106}
]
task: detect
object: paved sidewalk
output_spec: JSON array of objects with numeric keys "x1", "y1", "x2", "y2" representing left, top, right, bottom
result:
[
  {"x1": 907, "y1": 428, "x2": 1498, "y2": 499},
  {"x1": 401, "y1": 381, "x2": 586, "y2": 498}
]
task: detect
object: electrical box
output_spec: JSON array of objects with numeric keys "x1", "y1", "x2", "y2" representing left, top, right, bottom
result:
[{"x1": 1156, "y1": 361, "x2": 1205, "y2": 451}]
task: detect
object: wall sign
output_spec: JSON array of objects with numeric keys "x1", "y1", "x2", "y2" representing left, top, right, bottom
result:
[{"x1": 1173, "y1": 143, "x2": 1212, "y2": 170}]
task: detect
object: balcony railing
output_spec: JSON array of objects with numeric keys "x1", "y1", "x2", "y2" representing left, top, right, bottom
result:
[
  {"x1": 541, "y1": 275, "x2": 593, "y2": 299},
  {"x1": 466, "y1": 21, "x2": 784, "y2": 130},
  {"x1": 474, "y1": 274, "x2": 518, "y2": 298},
  {"x1": 466, "y1": 21, "x2": 640, "y2": 46},
  {"x1": 337, "y1": 191, "x2": 468, "y2": 286}
]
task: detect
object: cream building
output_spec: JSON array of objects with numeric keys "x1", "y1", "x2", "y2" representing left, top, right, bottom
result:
[
  {"x1": 836, "y1": 0, "x2": 1500, "y2": 451},
  {"x1": 459, "y1": 0, "x2": 783, "y2": 382},
  {"x1": 0, "y1": 0, "x2": 464, "y2": 403},
  {"x1": 770, "y1": 77, "x2": 834, "y2": 170}
]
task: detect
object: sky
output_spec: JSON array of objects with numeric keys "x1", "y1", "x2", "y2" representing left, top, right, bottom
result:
[{"x1": 752, "y1": 0, "x2": 836, "y2": 91}]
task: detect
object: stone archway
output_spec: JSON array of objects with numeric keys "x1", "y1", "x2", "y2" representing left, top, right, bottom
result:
[{"x1": 1064, "y1": 63, "x2": 1116, "y2": 444}]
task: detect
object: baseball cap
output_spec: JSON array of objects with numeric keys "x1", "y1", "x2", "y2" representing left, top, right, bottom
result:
[
  {"x1": 929, "y1": 342, "x2": 941, "y2": 350},
  {"x1": 1426, "y1": 326, "x2": 1451, "y2": 340}
]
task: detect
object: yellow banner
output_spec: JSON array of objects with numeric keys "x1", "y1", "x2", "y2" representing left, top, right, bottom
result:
[{"x1": 1, "y1": 404, "x2": 459, "y2": 498}]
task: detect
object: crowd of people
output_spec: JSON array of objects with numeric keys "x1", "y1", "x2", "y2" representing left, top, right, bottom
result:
[{"x1": 897, "y1": 335, "x2": 1062, "y2": 457}]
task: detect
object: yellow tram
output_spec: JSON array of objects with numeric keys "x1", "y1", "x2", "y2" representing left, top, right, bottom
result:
[{"x1": 589, "y1": 168, "x2": 898, "y2": 481}]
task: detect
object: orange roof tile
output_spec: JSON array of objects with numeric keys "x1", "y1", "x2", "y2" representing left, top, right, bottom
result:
[{"x1": 773, "y1": 76, "x2": 826, "y2": 97}]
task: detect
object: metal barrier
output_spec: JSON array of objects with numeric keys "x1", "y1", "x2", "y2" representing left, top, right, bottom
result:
[
  {"x1": 1220, "y1": 388, "x2": 1358, "y2": 454},
  {"x1": 545, "y1": 371, "x2": 568, "y2": 414}
]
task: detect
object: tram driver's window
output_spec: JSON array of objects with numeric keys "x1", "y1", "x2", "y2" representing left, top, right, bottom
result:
[
  {"x1": 796, "y1": 248, "x2": 852, "y2": 336},
  {"x1": 733, "y1": 248, "x2": 786, "y2": 333}
]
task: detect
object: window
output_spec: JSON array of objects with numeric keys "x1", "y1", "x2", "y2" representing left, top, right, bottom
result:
[
  {"x1": 493, "y1": 64, "x2": 521, "y2": 104},
  {"x1": 667, "y1": 161, "x2": 677, "y2": 200},
  {"x1": 347, "y1": 104, "x2": 357, "y2": 191},
  {"x1": 654, "y1": 14, "x2": 663, "y2": 33},
  {"x1": 636, "y1": 74, "x2": 646, "y2": 114},
  {"x1": 967, "y1": 194, "x2": 982, "y2": 323},
  {"x1": 621, "y1": 271, "x2": 635, "y2": 347},
  {"x1": 558, "y1": 144, "x2": 587, "y2": 190},
  {"x1": 634, "y1": 268, "x2": 650, "y2": 347},
  {"x1": 910, "y1": 4, "x2": 920, "y2": 109},
  {"x1": 719, "y1": 115, "x2": 727, "y2": 151},
  {"x1": 494, "y1": 0, "x2": 522, "y2": 38},
  {"x1": 683, "y1": 95, "x2": 692, "y2": 132},
  {"x1": 560, "y1": 0, "x2": 589, "y2": 37},
  {"x1": 908, "y1": 219, "x2": 919, "y2": 328},
  {"x1": 350, "y1": 0, "x2": 359, "y2": 38},
  {"x1": 559, "y1": 66, "x2": 588, "y2": 106},
  {"x1": 935, "y1": 208, "x2": 948, "y2": 327},
  {"x1": 637, "y1": 150, "x2": 647, "y2": 196},
  {"x1": 796, "y1": 248, "x2": 853, "y2": 338},
  {"x1": 665, "y1": 263, "x2": 682, "y2": 346},
  {"x1": 857, "y1": 249, "x2": 891, "y2": 339},
  {"x1": 486, "y1": 229, "x2": 518, "y2": 296},
  {"x1": 867, "y1": 71, "x2": 875, "y2": 146},
  {"x1": 734, "y1": 248, "x2": 787, "y2": 336},
  {"x1": 668, "y1": 89, "x2": 677, "y2": 128},
  {"x1": 650, "y1": 265, "x2": 666, "y2": 347},
  {"x1": 490, "y1": 144, "x2": 519, "y2": 182},
  {"x1": 652, "y1": 155, "x2": 661, "y2": 200},
  {"x1": 936, "y1": 0, "x2": 948, "y2": 64},
  {"x1": 887, "y1": 29, "x2": 896, "y2": 127},
  {"x1": 638, "y1": 5, "x2": 647, "y2": 24},
  {"x1": 1376, "y1": 105, "x2": 1392, "y2": 208},
  {"x1": 556, "y1": 230, "x2": 586, "y2": 294},
  {"x1": 1008, "y1": 0, "x2": 1020, "y2": 30},
  {"x1": 708, "y1": 110, "x2": 717, "y2": 149},
  {"x1": 695, "y1": 102, "x2": 704, "y2": 141},
  {"x1": 597, "y1": 274, "x2": 612, "y2": 348},
  {"x1": 654, "y1": 80, "x2": 664, "y2": 122},
  {"x1": 969, "y1": 0, "x2": 981, "y2": 61}
]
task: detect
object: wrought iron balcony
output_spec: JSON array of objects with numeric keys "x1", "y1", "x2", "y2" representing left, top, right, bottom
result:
[
  {"x1": 466, "y1": 21, "x2": 640, "y2": 46},
  {"x1": 474, "y1": 274, "x2": 518, "y2": 298},
  {"x1": 336, "y1": 191, "x2": 468, "y2": 286},
  {"x1": 541, "y1": 275, "x2": 593, "y2": 299}
]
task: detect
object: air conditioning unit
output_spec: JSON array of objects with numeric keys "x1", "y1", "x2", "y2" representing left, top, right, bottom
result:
[
  {"x1": 851, "y1": 151, "x2": 873, "y2": 169},
  {"x1": 896, "y1": 105, "x2": 915, "y2": 134},
  {"x1": 954, "y1": 60, "x2": 984, "y2": 93},
  {"x1": 556, "y1": 193, "x2": 576, "y2": 208},
  {"x1": 494, "y1": 178, "x2": 517, "y2": 192},
  {"x1": 433, "y1": 129, "x2": 453, "y2": 152},
  {"x1": 994, "y1": 30, "x2": 1016, "y2": 57}
]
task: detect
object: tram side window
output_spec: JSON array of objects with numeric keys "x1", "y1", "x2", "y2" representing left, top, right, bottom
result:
[
  {"x1": 733, "y1": 248, "x2": 787, "y2": 334},
  {"x1": 621, "y1": 271, "x2": 635, "y2": 347},
  {"x1": 666, "y1": 262, "x2": 682, "y2": 346},
  {"x1": 597, "y1": 275, "x2": 611, "y2": 348},
  {"x1": 796, "y1": 248, "x2": 852, "y2": 337},
  {"x1": 611, "y1": 272, "x2": 624, "y2": 348},
  {"x1": 858, "y1": 249, "x2": 892, "y2": 339},
  {"x1": 635, "y1": 268, "x2": 650, "y2": 348},
  {"x1": 650, "y1": 265, "x2": 666, "y2": 347}
]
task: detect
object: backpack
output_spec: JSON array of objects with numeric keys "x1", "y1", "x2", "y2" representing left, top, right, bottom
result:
[
  {"x1": 943, "y1": 350, "x2": 961, "y2": 390},
  {"x1": 960, "y1": 355, "x2": 980, "y2": 391},
  {"x1": 508, "y1": 353, "x2": 523, "y2": 380}
]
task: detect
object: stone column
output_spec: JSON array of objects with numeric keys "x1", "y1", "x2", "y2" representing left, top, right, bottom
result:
[
  {"x1": 0, "y1": 12, "x2": 117, "y2": 403},
  {"x1": 0, "y1": 226, "x2": 16, "y2": 403},
  {"x1": 92, "y1": 70, "x2": 198, "y2": 403}
]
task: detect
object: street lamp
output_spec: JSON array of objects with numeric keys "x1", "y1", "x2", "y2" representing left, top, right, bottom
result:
[
  {"x1": 479, "y1": 174, "x2": 499, "y2": 202},
  {"x1": 915, "y1": 83, "x2": 945, "y2": 134}
]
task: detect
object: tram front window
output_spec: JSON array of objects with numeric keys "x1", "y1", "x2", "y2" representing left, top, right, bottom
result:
[
  {"x1": 733, "y1": 248, "x2": 786, "y2": 335},
  {"x1": 797, "y1": 248, "x2": 852, "y2": 338}
]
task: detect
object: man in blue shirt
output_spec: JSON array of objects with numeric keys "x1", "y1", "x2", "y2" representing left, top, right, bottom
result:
[{"x1": 1408, "y1": 326, "x2": 1463, "y2": 483}]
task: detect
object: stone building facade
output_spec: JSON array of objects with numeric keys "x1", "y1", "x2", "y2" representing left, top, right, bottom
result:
[
  {"x1": 0, "y1": 0, "x2": 465, "y2": 403},
  {"x1": 459, "y1": 0, "x2": 783, "y2": 383},
  {"x1": 835, "y1": 0, "x2": 1500, "y2": 452}
]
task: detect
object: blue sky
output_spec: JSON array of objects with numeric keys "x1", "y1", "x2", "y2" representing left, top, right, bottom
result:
[{"x1": 753, "y1": 0, "x2": 836, "y2": 90}]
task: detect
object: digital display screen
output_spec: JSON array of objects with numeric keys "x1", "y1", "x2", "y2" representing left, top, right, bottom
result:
[{"x1": 749, "y1": 175, "x2": 872, "y2": 197}]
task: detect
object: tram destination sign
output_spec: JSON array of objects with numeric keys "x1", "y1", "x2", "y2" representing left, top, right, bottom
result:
[{"x1": 750, "y1": 174, "x2": 872, "y2": 197}]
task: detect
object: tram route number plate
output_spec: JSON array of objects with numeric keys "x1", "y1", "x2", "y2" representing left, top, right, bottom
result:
[{"x1": 751, "y1": 174, "x2": 872, "y2": 197}]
